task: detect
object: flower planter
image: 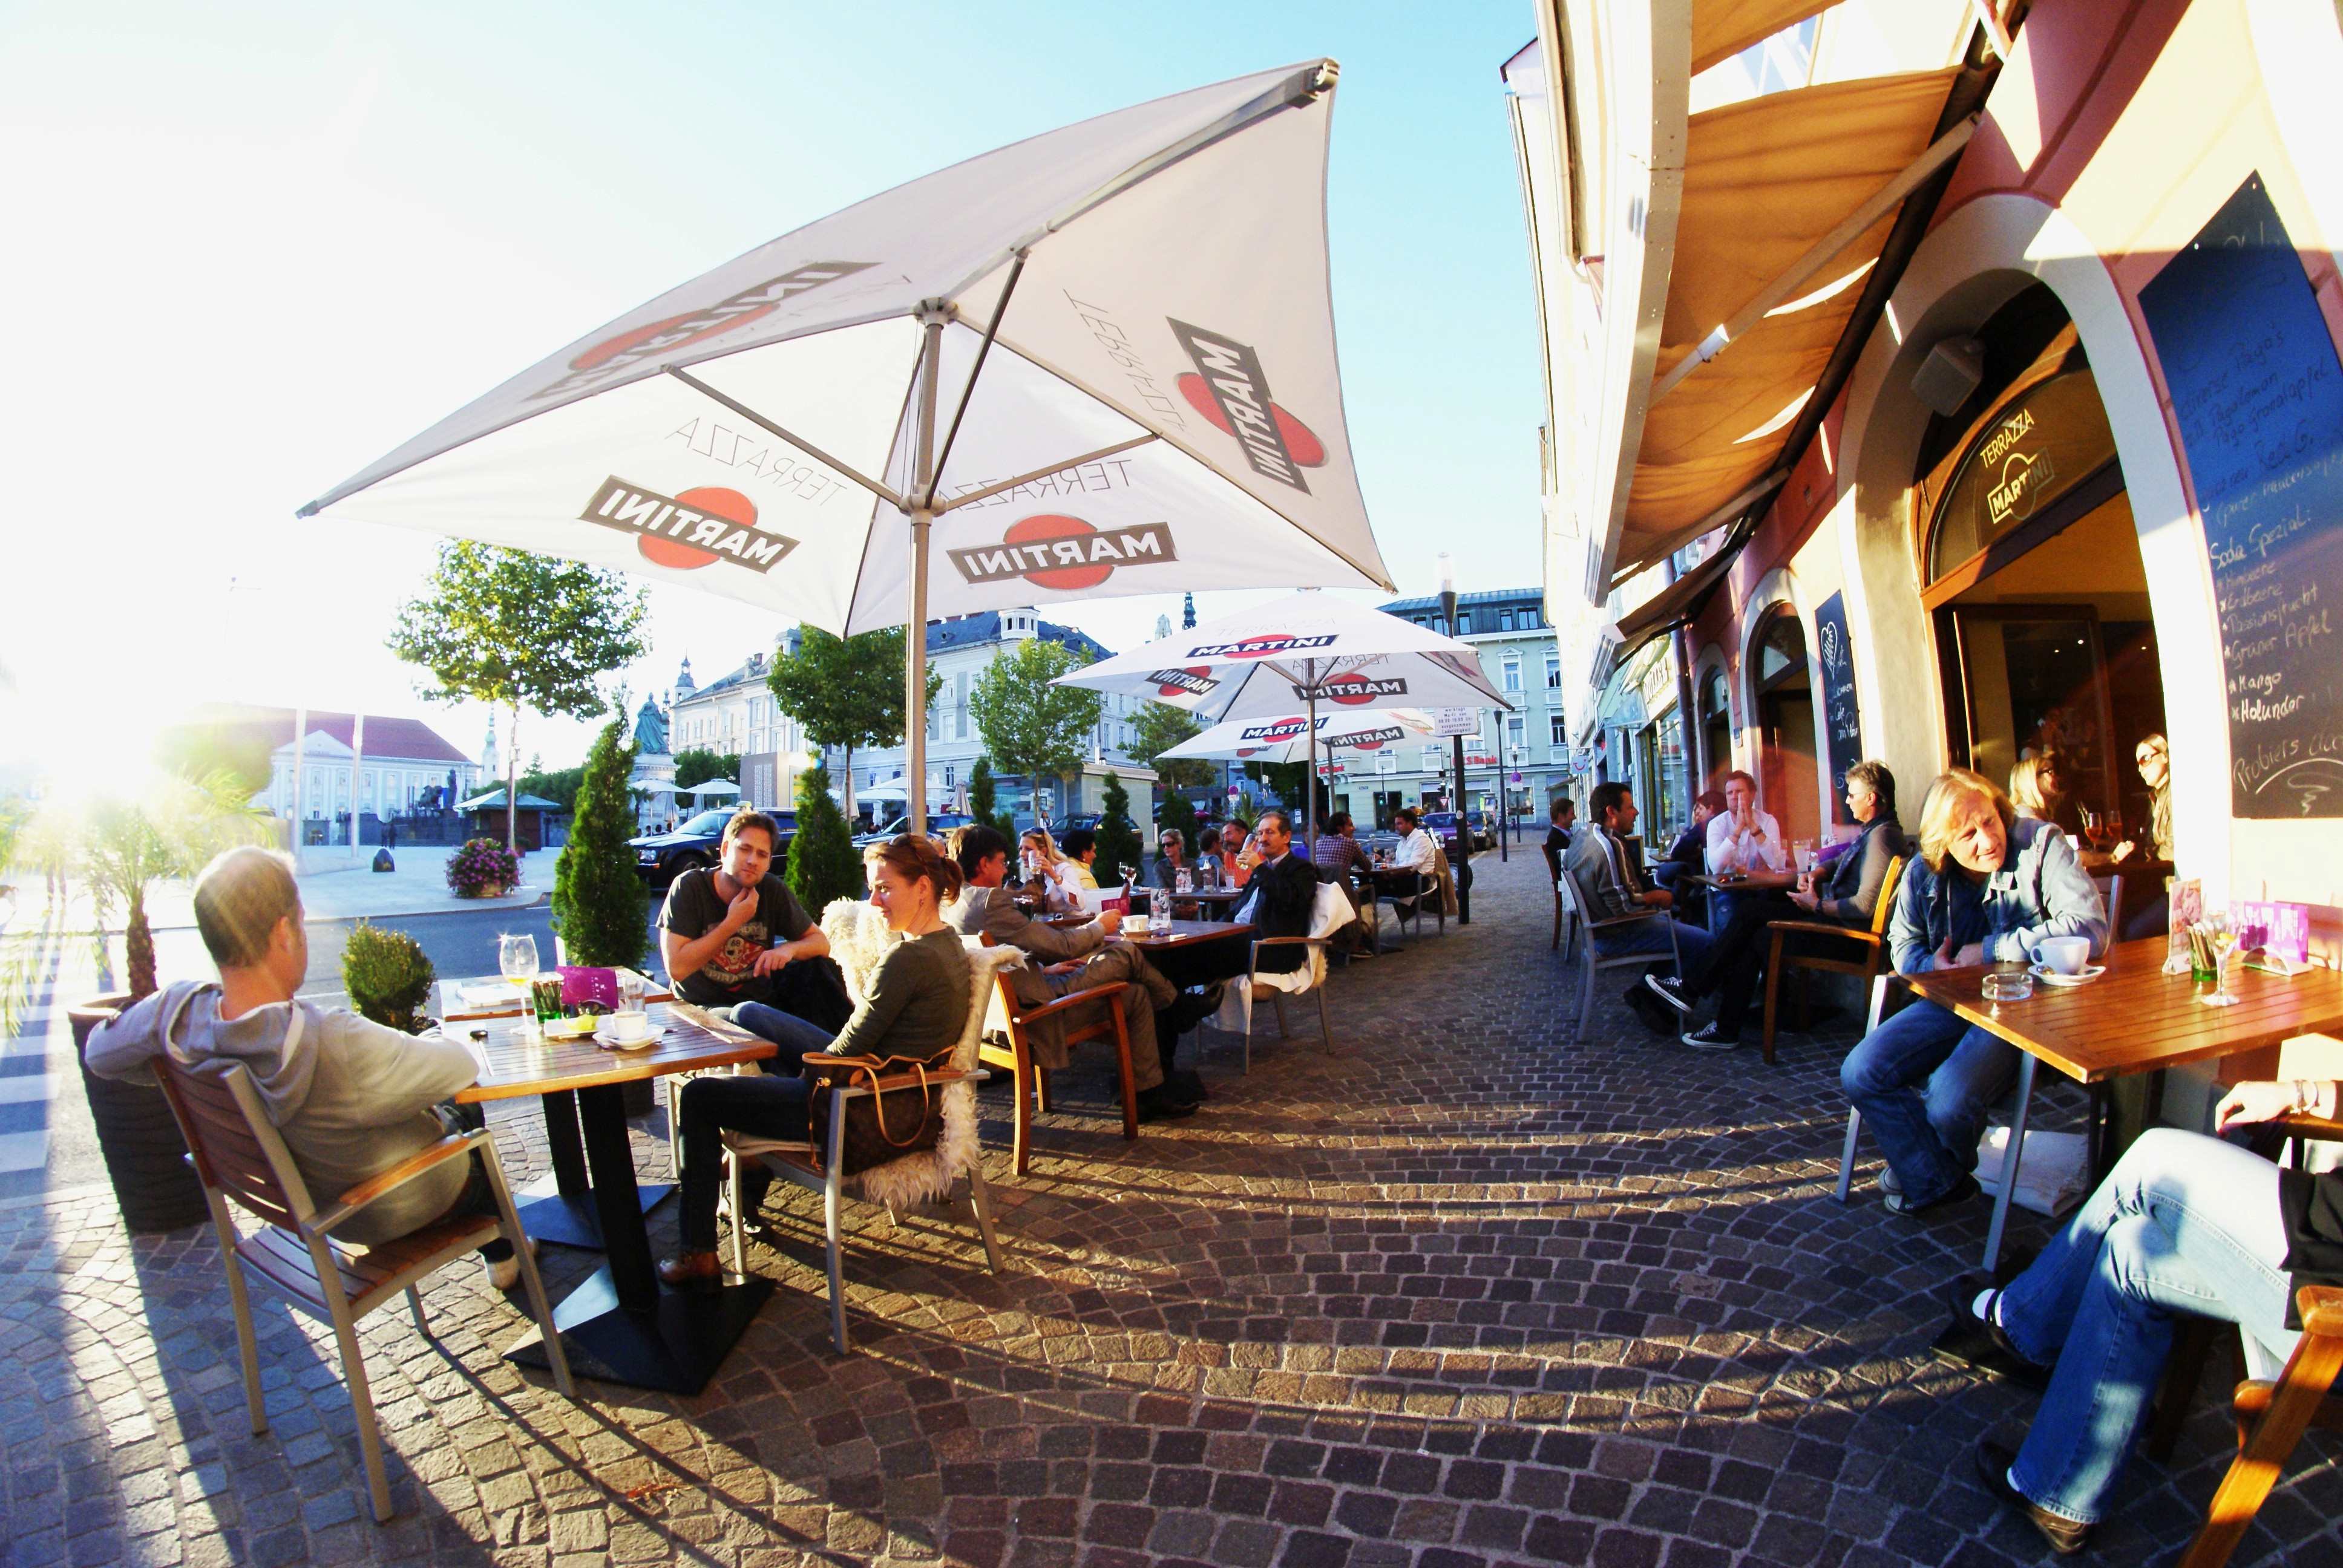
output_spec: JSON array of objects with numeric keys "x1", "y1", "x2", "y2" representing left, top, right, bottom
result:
[{"x1": 70, "y1": 995, "x2": 211, "y2": 1233}]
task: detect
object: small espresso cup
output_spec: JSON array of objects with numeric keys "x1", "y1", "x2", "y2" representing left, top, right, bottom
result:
[
  {"x1": 609, "y1": 1009, "x2": 651, "y2": 1043},
  {"x1": 2028, "y1": 935, "x2": 2091, "y2": 976},
  {"x1": 1125, "y1": 914, "x2": 1152, "y2": 935}
]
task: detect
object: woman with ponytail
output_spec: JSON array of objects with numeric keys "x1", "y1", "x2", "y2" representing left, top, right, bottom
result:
[{"x1": 660, "y1": 836, "x2": 974, "y2": 1287}]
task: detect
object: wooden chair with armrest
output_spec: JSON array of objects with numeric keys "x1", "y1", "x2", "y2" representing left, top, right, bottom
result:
[
  {"x1": 2178, "y1": 1278, "x2": 2343, "y2": 1567},
  {"x1": 1555, "y1": 866, "x2": 1683, "y2": 1048},
  {"x1": 980, "y1": 943, "x2": 1141, "y2": 1176},
  {"x1": 152, "y1": 1056, "x2": 572, "y2": 1522},
  {"x1": 1760, "y1": 854, "x2": 1907, "y2": 1066}
]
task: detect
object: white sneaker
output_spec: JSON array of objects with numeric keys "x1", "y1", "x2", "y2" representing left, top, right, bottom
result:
[
  {"x1": 1680, "y1": 1022, "x2": 1740, "y2": 1051},
  {"x1": 481, "y1": 1236, "x2": 539, "y2": 1292}
]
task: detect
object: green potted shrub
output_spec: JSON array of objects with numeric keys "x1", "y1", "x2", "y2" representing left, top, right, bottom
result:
[
  {"x1": 550, "y1": 717, "x2": 646, "y2": 970},
  {"x1": 785, "y1": 765, "x2": 861, "y2": 916},
  {"x1": 446, "y1": 837, "x2": 520, "y2": 897},
  {"x1": 341, "y1": 922, "x2": 436, "y2": 1033}
]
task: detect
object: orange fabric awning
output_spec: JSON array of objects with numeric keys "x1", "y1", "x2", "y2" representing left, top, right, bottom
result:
[{"x1": 1615, "y1": 66, "x2": 1965, "y2": 574}]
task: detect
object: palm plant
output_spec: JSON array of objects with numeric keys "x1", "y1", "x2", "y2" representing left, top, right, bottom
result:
[{"x1": 66, "y1": 769, "x2": 275, "y2": 999}]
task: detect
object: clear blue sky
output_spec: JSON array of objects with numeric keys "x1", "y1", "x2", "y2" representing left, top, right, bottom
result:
[{"x1": 0, "y1": 0, "x2": 1543, "y2": 773}]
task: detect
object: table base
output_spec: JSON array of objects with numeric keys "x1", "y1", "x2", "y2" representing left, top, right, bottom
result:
[
  {"x1": 505, "y1": 1264, "x2": 775, "y2": 1396},
  {"x1": 513, "y1": 1178, "x2": 673, "y2": 1250}
]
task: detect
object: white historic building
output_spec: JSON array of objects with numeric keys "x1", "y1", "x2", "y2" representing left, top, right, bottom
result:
[{"x1": 664, "y1": 646, "x2": 812, "y2": 814}]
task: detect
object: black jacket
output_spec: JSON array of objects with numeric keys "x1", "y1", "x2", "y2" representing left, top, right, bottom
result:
[{"x1": 1240, "y1": 852, "x2": 1320, "y2": 975}]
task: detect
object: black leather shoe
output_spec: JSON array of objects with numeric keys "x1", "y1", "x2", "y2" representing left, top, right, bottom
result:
[
  {"x1": 1884, "y1": 1171, "x2": 1979, "y2": 1215},
  {"x1": 1623, "y1": 987, "x2": 1676, "y2": 1037},
  {"x1": 1934, "y1": 1276, "x2": 2050, "y2": 1391},
  {"x1": 1974, "y1": 1441, "x2": 2091, "y2": 1556},
  {"x1": 1166, "y1": 1068, "x2": 1209, "y2": 1103},
  {"x1": 1136, "y1": 1086, "x2": 1198, "y2": 1122}
]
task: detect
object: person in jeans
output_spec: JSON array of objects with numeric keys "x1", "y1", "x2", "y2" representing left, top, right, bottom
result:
[
  {"x1": 1648, "y1": 762, "x2": 1905, "y2": 1051},
  {"x1": 660, "y1": 808, "x2": 839, "y2": 1042},
  {"x1": 1935, "y1": 1076, "x2": 2339, "y2": 1555},
  {"x1": 659, "y1": 835, "x2": 972, "y2": 1287},
  {"x1": 1564, "y1": 782, "x2": 1714, "y2": 1034},
  {"x1": 84, "y1": 848, "x2": 528, "y2": 1289},
  {"x1": 1840, "y1": 768, "x2": 2106, "y2": 1214}
]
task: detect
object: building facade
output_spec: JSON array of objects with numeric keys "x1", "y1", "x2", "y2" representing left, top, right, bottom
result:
[
  {"x1": 665, "y1": 645, "x2": 813, "y2": 814},
  {"x1": 1337, "y1": 588, "x2": 1571, "y2": 828},
  {"x1": 1512, "y1": 0, "x2": 2343, "y2": 1102},
  {"x1": 177, "y1": 705, "x2": 481, "y2": 841}
]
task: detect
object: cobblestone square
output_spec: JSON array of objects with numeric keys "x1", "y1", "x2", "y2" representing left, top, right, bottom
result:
[{"x1": 4, "y1": 852, "x2": 2335, "y2": 1566}]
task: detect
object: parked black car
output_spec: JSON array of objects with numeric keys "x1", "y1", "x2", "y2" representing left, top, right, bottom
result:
[
  {"x1": 1420, "y1": 809, "x2": 1492, "y2": 851},
  {"x1": 851, "y1": 811, "x2": 974, "y2": 846},
  {"x1": 631, "y1": 807, "x2": 795, "y2": 885}
]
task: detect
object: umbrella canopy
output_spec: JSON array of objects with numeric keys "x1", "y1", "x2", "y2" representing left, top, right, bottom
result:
[
  {"x1": 1059, "y1": 593, "x2": 1505, "y2": 835},
  {"x1": 684, "y1": 779, "x2": 741, "y2": 797},
  {"x1": 1163, "y1": 707, "x2": 1436, "y2": 765},
  {"x1": 300, "y1": 60, "x2": 1390, "y2": 831}
]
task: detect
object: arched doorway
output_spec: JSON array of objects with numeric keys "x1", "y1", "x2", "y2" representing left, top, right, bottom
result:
[
  {"x1": 1918, "y1": 285, "x2": 2168, "y2": 846},
  {"x1": 1750, "y1": 607, "x2": 1818, "y2": 835},
  {"x1": 1698, "y1": 666, "x2": 1731, "y2": 790}
]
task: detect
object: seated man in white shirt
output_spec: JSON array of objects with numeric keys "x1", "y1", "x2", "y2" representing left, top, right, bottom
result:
[
  {"x1": 1705, "y1": 769, "x2": 1787, "y2": 876},
  {"x1": 1386, "y1": 806, "x2": 1438, "y2": 917}
]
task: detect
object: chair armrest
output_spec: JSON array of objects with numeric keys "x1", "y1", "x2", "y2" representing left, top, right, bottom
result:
[
  {"x1": 2276, "y1": 1111, "x2": 2343, "y2": 1142},
  {"x1": 1766, "y1": 920, "x2": 1881, "y2": 946},
  {"x1": 1253, "y1": 935, "x2": 1334, "y2": 947},
  {"x1": 1006, "y1": 988, "x2": 1127, "y2": 1027},
  {"x1": 825, "y1": 1066, "x2": 977, "y2": 1099},
  {"x1": 1584, "y1": 907, "x2": 1666, "y2": 930},
  {"x1": 2299, "y1": 1284, "x2": 2343, "y2": 1338},
  {"x1": 310, "y1": 1130, "x2": 488, "y2": 1235}
]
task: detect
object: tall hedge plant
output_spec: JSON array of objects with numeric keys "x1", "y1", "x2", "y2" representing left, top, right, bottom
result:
[
  {"x1": 551, "y1": 716, "x2": 646, "y2": 968},
  {"x1": 785, "y1": 765, "x2": 861, "y2": 916}
]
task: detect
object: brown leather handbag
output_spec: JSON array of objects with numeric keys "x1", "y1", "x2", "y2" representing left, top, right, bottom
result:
[{"x1": 804, "y1": 1048, "x2": 954, "y2": 1175}]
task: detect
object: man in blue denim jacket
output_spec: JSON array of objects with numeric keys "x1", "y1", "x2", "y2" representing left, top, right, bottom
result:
[{"x1": 1841, "y1": 768, "x2": 2106, "y2": 1214}]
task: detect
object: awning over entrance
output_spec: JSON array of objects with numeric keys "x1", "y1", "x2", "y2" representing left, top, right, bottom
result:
[
  {"x1": 1611, "y1": 543, "x2": 1739, "y2": 665},
  {"x1": 1614, "y1": 64, "x2": 1971, "y2": 584}
]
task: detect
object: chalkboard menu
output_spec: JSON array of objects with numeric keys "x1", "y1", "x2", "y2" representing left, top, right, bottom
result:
[
  {"x1": 2138, "y1": 173, "x2": 2343, "y2": 819},
  {"x1": 1814, "y1": 591, "x2": 1863, "y2": 826}
]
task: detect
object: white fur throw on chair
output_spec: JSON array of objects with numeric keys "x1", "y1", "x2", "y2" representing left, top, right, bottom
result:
[{"x1": 816, "y1": 898, "x2": 1023, "y2": 1210}]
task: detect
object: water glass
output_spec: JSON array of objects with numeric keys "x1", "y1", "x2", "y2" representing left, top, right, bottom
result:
[
  {"x1": 1792, "y1": 839, "x2": 1816, "y2": 878},
  {"x1": 618, "y1": 973, "x2": 646, "y2": 1014}
]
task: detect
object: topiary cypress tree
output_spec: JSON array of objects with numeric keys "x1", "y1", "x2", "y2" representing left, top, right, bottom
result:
[
  {"x1": 786, "y1": 764, "x2": 862, "y2": 916},
  {"x1": 969, "y1": 756, "x2": 1012, "y2": 837},
  {"x1": 550, "y1": 716, "x2": 647, "y2": 968},
  {"x1": 1095, "y1": 771, "x2": 1141, "y2": 884}
]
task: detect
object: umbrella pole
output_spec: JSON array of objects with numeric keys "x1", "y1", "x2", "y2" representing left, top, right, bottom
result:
[
  {"x1": 906, "y1": 311, "x2": 945, "y2": 837},
  {"x1": 1305, "y1": 681, "x2": 1318, "y2": 849}
]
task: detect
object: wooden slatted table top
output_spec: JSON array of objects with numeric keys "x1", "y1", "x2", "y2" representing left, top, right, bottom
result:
[
  {"x1": 1121, "y1": 919, "x2": 1256, "y2": 950},
  {"x1": 435, "y1": 968, "x2": 670, "y2": 1022},
  {"x1": 1899, "y1": 937, "x2": 2343, "y2": 1083},
  {"x1": 452, "y1": 1002, "x2": 773, "y2": 1102}
]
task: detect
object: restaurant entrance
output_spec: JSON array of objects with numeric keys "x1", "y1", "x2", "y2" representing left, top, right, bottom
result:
[
  {"x1": 1751, "y1": 607, "x2": 1819, "y2": 838},
  {"x1": 1918, "y1": 295, "x2": 2168, "y2": 843}
]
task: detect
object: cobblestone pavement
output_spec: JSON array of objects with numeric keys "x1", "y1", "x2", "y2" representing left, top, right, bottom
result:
[{"x1": 4, "y1": 851, "x2": 2336, "y2": 1567}]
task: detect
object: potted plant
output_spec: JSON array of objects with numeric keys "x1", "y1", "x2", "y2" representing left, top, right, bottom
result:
[
  {"x1": 57, "y1": 771, "x2": 272, "y2": 1232},
  {"x1": 446, "y1": 837, "x2": 520, "y2": 898},
  {"x1": 341, "y1": 922, "x2": 436, "y2": 1034}
]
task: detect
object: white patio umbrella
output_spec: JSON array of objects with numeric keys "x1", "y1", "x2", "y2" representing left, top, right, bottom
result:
[
  {"x1": 1163, "y1": 707, "x2": 1437, "y2": 765},
  {"x1": 684, "y1": 779, "x2": 741, "y2": 799},
  {"x1": 1058, "y1": 592, "x2": 1506, "y2": 837},
  {"x1": 299, "y1": 60, "x2": 1390, "y2": 831}
]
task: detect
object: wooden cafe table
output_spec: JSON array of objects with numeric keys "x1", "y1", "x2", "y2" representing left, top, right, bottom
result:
[
  {"x1": 455, "y1": 1002, "x2": 775, "y2": 1394},
  {"x1": 1121, "y1": 918, "x2": 1257, "y2": 992},
  {"x1": 1895, "y1": 938, "x2": 2343, "y2": 1270},
  {"x1": 434, "y1": 970, "x2": 675, "y2": 1250}
]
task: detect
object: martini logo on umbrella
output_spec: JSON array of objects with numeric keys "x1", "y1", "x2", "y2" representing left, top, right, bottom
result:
[
  {"x1": 1167, "y1": 318, "x2": 1324, "y2": 494},
  {"x1": 1238, "y1": 717, "x2": 1314, "y2": 743},
  {"x1": 1335, "y1": 726, "x2": 1407, "y2": 751},
  {"x1": 580, "y1": 477, "x2": 799, "y2": 573},
  {"x1": 946, "y1": 514, "x2": 1178, "y2": 590},
  {"x1": 532, "y1": 261, "x2": 877, "y2": 403},
  {"x1": 1149, "y1": 667, "x2": 1220, "y2": 699},
  {"x1": 1297, "y1": 674, "x2": 1406, "y2": 705},
  {"x1": 1187, "y1": 633, "x2": 1339, "y2": 660}
]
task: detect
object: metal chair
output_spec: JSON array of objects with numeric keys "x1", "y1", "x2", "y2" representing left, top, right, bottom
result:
[
  {"x1": 152, "y1": 1056, "x2": 572, "y2": 1522},
  {"x1": 2091, "y1": 871, "x2": 2126, "y2": 939},
  {"x1": 1214, "y1": 881, "x2": 1348, "y2": 1072},
  {"x1": 1375, "y1": 867, "x2": 1434, "y2": 948},
  {"x1": 1555, "y1": 866, "x2": 1684, "y2": 1047}
]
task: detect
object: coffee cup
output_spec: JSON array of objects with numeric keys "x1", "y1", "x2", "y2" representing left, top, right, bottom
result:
[
  {"x1": 2029, "y1": 936, "x2": 2091, "y2": 975},
  {"x1": 609, "y1": 1009, "x2": 651, "y2": 1043},
  {"x1": 1126, "y1": 914, "x2": 1152, "y2": 935}
]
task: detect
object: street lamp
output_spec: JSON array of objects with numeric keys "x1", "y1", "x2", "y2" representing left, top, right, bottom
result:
[{"x1": 1437, "y1": 553, "x2": 1472, "y2": 924}]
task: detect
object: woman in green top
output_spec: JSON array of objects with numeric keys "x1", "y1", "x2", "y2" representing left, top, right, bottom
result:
[{"x1": 660, "y1": 835, "x2": 972, "y2": 1287}]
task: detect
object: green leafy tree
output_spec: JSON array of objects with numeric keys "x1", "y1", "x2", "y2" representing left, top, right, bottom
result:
[
  {"x1": 516, "y1": 763, "x2": 588, "y2": 814},
  {"x1": 968, "y1": 757, "x2": 1012, "y2": 837},
  {"x1": 76, "y1": 771, "x2": 273, "y2": 999},
  {"x1": 1130, "y1": 702, "x2": 1217, "y2": 794},
  {"x1": 1094, "y1": 772, "x2": 1142, "y2": 884},
  {"x1": 154, "y1": 718, "x2": 277, "y2": 797},
  {"x1": 672, "y1": 748, "x2": 742, "y2": 793},
  {"x1": 785, "y1": 765, "x2": 860, "y2": 916},
  {"x1": 970, "y1": 637, "x2": 1101, "y2": 826},
  {"x1": 768, "y1": 626, "x2": 940, "y2": 822},
  {"x1": 386, "y1": 542, "x2": 649, "y2": 857},
  {"x1": 550, "y1": 716, "x2": 647, "y2": 969}
]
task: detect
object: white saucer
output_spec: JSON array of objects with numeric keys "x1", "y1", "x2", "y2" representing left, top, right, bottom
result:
[
  {"x1": 2029, "y1": 963, "x2": 2106, "y2": 987},
  {"x1": 593, "y1": 1025, "x2": 665, "y2": 1051}
]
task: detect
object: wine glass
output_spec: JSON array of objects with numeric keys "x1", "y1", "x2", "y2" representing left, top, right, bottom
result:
[
  {"x1": 2201, "y1": 914, "x2": 2242, "y2": 1007},
  {"x1": 1792, "y1": 838, "x2": 1816, "y2": 880},
  {"x1": 2078, "y1": 806, "x2": 2105, "y2": 852},
  {"x1": 499, "y1": 933, "x2": 539, "y2": 988}
]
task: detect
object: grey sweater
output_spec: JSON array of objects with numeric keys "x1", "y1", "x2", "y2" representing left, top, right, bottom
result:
[
  {"x1": 828, "y1": 929, "x2": 972, "y2": 1061},
  {"x1": 85, "y1": 982, "x2": 479, "y2": 1244}
]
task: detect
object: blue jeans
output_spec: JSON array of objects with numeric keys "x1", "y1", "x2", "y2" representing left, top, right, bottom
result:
[
  {"x1": 1839, "y1": 998, "x2": 2017, "y2": 1206},
  {"x1": 726, "y1": 1002, "x2": 834, "y2": 1067},
  {"x1": 1594, "y1": 913, "x2": 1714, "y2": 975},
  {"x1": 1996, "y1": 1128, "x2": 2297, "y2": 1523}
]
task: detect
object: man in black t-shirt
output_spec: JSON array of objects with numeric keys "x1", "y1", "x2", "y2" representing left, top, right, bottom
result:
[{"x1": 659, "y1": 809, "x2": 838, "y2": 1051}]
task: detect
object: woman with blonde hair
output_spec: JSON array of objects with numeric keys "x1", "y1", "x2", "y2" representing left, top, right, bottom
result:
[
  {"x1": 1838, "y1": 768, "x2": 2106, "y2": 1216},
  {"x1": 2008, "y1": 755, "x2": 2051, "y2": 820},
  {"x1": 1019, "y1": 826, "x2": 1072, "y2": 909},
  {"x1": 659, "y1": 835, "x2": 972, "y2": 1287}
]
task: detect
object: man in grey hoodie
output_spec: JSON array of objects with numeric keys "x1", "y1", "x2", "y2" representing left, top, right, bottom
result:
[{"x1": 85, "y1": 846, "x2": 523, "y2": 1285}]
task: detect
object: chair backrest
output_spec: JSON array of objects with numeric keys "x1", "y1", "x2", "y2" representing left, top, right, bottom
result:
[
  {"x1": 151, "y1": 1055, "x2": 317, "y2": 1231},
  {"x1": 2091, "y1": 871, "x2": 2125, "y2": 940},
  {"x1": 1541, "y1": 841, "x2": 1561, "y2": 884},
  {"x1": 1870, "y1": 855, "x2": 1907, "y2": 937}
]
